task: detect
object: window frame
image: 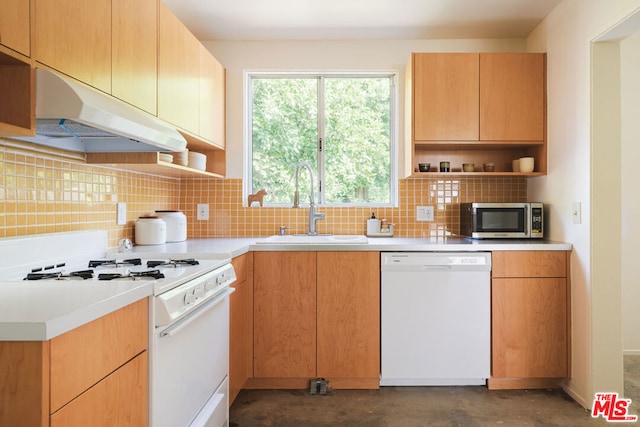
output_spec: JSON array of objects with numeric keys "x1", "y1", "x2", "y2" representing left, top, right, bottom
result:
[{"x1": 244, "y1": 70, "x2": 398, "y2": 207}]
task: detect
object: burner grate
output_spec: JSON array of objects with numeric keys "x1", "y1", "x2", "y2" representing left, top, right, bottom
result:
[
  {"x1": 24, "y1": 269, "x2": 94, "y2": 281},
  {"x1": 88, "y1": 258, "x2": 142, "y2": 268},
  {"x1": 146, "y1": 258, "x2": 200, "y2": 268},
  {"x1": 98, "y1": 269, "x2": 165, "y2": 281}
]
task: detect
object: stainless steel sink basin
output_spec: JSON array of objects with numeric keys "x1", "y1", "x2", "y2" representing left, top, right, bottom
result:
[{"x1": 256, "y1": 235, "x2": 368, "y2": 244}]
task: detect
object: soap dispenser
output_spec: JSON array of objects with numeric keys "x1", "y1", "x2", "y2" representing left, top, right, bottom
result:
[{"x1": 366, "y1": 212, "x2": 381, "y2": 236}]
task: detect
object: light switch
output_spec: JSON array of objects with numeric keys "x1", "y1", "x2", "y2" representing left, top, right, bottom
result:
[
  {"x1": 117, "y1": 202, "x2": 127, "y2": 225},
  {"x1": 572, "y1": 202, "x2": 581, "y2": 224},
  {"x1": 197, "y1": 204, "x2": 209, "y2": 221}
]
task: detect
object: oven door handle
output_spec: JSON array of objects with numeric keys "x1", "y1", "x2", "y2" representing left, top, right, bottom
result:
[{"x1": 160, "y1": 287, "x2": 235, "y2": 338}]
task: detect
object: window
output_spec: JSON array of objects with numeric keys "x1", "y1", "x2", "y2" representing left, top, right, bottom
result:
[{"x1": 246, "y1": 72, "x2": 397, "y2": 206}]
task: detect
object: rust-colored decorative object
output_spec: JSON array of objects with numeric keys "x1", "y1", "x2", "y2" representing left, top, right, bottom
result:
[{"x1": 248, "y1": 189, "x2": 268, "y2": 207}]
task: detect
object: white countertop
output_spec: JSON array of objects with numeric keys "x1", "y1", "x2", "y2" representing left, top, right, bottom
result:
[
  {"x1": 128, "y1": 236, "x2": 571, "y2": 256},
  {"x1": 0, "y1": 236, "x2": 571, "y2": 342},
  {"x1": 0, "y1": 280, "x2": 152, "y2": 341}
]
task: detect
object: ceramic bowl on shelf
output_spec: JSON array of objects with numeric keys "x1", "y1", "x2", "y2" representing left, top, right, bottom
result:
[
  {"x1": 418, "y1": 163, "x2": 431, "y2": 172},
  {"x1": 173, "y1": 149, "x2": 189, "y2": 166},
  {"x1": 519, "y1": 157, "x2": 535, "y2": 173},
  {"x1": 483, "y1": 163, "x2": 495, "y2": 172},
  {"x1": 512, "y1": 159, "x2": 520, "y2": 172},
  {"x1": 159, "y1": 153, "x2": 174, "y2": 163},
  {"x1": 188, "y1": 151, "x2": 207, "y2": 171},
  {"x1": 462, "y1": 163, "x2": 475, "y2": 172}
]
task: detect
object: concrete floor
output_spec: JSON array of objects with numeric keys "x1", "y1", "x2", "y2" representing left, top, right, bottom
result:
[
  {"x1": 230, "y1": 387, "x2": 608, "y2": 426},
  {"x1": 230, "y1": 357, "x2": 640, "y2": 426}
]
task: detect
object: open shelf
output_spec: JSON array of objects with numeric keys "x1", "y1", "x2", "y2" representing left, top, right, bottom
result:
[{"x1": 86, "y1": 152, "x2": 224, "y2": 178}]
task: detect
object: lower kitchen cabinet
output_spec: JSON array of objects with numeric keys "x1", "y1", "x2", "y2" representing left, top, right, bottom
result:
[
  {"x1": 0, "y1": 299, "x2": 148, "y2": 427},
  {"x1": 489, "y1": 251, "x2": 570, "y2": 390},
  {"x1": 253, "y1": 251, "x2": 317, "y2": 381},
  {"x1": 250, "y1": 251, "x2": 380, "y2": 389},
  {"x1": 229, "y1": 253, "x2": 253, "y2": 406},
  {"x1": 317, "y1": 252, "x2": 380, "y2": 388},
  {"x1": 50, "y1": 352, "x2": 147, "y2": 427}
]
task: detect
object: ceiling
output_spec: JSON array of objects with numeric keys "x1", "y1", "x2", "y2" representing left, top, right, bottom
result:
[{"x1": 162, "y1": 0, "x2": 563, "y2": 41}]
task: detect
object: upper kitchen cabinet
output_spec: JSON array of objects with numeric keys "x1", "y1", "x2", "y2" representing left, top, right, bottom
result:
[
  {"x1": 479, "y1": 53, "x2": 545, "y2": 141},
  {"x1": 0, "y1": 0, "x2": 30, "y2": 57},
  {"x1": 112, "y1": 0, "x2": 157, "y2": 115},
  {"x1": 157, "y1": 3, "x2": 226, "y2": 176},
  {"x1": 0, "y1": 55, "x2": 34, "y2": 136},
  {"x1": 158, "y1": 3, "x2": 200, "y2": 135},
  {"x1": 199, "y1": 44, "x2": 226, "y2": 149},
  {"x1": 158, "y1": 3, "x2": 226, "y2": 148},
  {"x1": 413, "y1": 53, "x2": 479, "y2": 141},
  {"x1": 407, "y1": 52, "x2": 547, "y2": 177},
  {"x1": 34, "y1": 0, "x2": 112, "y2": 94},
  {"x1": 0, "y1": 0, "x2": 34, "y2": 137}
]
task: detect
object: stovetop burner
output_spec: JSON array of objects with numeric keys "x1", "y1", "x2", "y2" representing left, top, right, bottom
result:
[
  {"x1": 24, "y1": 269, "x2": 95, "y2": 281},
  {"x1": 98, "y1": 269, "x2": 165, "y2": 281},
  {"x1": 88, "y1": 258, "x2": 142, "y2": 268},
  {"x1": 146, "y1": 258, "x2": 200, "y2": 268}
]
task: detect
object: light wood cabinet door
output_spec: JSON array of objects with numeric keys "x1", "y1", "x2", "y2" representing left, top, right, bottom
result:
[
  {"x1": 317, "y1": 252, "x2": 380, "y2": 384},
  {"x1": 200, "y1": 45, "x2": 226, "y2": 148},
  {"x1": 493, "y1": 250, "x2": 566, "y2": 278},
  {"x1": 413, "y1": 53, "x2": 479, "y2": 141},
  {"x1": 0, "y1": 0, "x2": 30, "y2": 56},
  {"x1": 50, "y1": 351, "x2": 147, "y2": 427},
  {"x1": 112, "y1": 0, "x2": 157, "y2": 114},
  {"x1": 253, "y1": 252, "x2": 316, "y2": 378},
  {"x1": 49, "y1": 299, "x2": 148, "y2": 412},
  {"x1": 34, "y1": 0, "x2": 111, "y2": 93},
  {"x1": 480, "y1": 53, "x2": 545, "y2": 141},
  {"x1": 229, "y1": 254, "x2": 252, "y2": 405},
  {"x1": 158, "y1": 3, "x2": 200, "y2": 134},
  {"x1": 0, "y1": 300, "x2": 148, "y2": 427},
  {"x1": 492, "y1": 277, "x2": 568, "y2": 378}
]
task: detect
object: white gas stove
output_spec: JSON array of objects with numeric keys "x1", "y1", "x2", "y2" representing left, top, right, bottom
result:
[{"x1": 0, "y1": 230, "x2": 235, "y2": 427}]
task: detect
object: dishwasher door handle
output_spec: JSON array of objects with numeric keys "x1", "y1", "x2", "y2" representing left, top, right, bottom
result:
[{"x1": 420, "y1": 265, "x2": 452, "y2": 270}]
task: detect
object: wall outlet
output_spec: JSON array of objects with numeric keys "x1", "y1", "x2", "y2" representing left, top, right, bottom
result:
[
  {"x1": 117, "y1": 202, "x2": 127, "y2": 225},
  {"x1": 197, "y1": 204, "x2": 209, "y2": 220},
  {"x1": 417, "y1": 206, "x2": 434, "y2": 222}
]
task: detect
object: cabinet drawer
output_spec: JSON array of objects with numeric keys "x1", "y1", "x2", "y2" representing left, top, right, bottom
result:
[
  {"x1": 50, "y1": 351, "x2": 148, "y2": 427},
  {"x1": 492, "y1": 251, "x2": 567, "y2": 278},
  {"x1": 50, "y1": 299, "x2": 148, "y2": 412}
]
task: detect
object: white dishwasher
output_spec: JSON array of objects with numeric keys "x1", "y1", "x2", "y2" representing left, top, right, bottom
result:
[{"x1": 380, "y1": 252, "x2": 491, "y2": 386}]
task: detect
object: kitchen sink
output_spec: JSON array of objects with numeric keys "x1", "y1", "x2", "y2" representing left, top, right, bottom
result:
[{"x1": 256, "y1": 235, "x2": 369, "y2": 244}]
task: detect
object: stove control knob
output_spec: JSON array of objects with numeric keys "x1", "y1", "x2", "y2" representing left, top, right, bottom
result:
[
  {"x1": 204, "y1": 279, "x2": 217, "y2": 290},
  {"x1": 194, "y1": 285, "x2": 206, "y2": 298},
  {"x1": 216, "y1": 273, "x2": 227, "y2": 285},
  {"x1": 184, "y1": 291, "x2": 197, "y2": 305}
]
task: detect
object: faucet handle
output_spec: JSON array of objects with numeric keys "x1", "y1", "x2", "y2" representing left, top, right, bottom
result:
[{"x1": 279, "y1": 226, "x2": 289, "y2": 236}]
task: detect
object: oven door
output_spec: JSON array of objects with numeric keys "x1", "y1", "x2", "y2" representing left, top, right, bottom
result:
[{"x1": 150, "y1": 288, "x2": 232, "y2": 427}]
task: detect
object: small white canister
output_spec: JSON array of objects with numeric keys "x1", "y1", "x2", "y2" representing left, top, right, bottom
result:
[
  {"x1": 155, "y1": 210, "x2": 187, "y2": 242},
  {"x1": 135, "y1": 216, "x2": 166, "y2": 245}
]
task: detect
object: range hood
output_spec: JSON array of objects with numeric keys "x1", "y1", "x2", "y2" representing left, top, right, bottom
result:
[{"x1": 18, "y1": 69, "x2": 187, "y2": 153}]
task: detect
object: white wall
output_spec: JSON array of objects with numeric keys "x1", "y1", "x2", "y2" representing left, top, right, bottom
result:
[
  {"x1": 621, "y1": 33, "x2": 640, "y2": 354},
  {"x1": 528, "y1": 0, "x2": 640, "y2": 408},
  {"x1": 203, "y1": 39, "x2": 525, "y2": 179}
]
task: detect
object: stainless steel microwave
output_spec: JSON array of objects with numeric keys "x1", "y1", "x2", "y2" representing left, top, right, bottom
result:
[{"x1": 460, "y1": 202, "x2": 544, "y2": 239}]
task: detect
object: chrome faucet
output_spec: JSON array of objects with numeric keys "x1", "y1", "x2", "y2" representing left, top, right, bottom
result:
[{"x1": 293, "y1": 162, "x2": 325, "y2": 235}]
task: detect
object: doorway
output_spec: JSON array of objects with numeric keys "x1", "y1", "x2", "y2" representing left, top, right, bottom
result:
[{"x1": 592, "y1": 8, "x2": 640, "y2": 411}]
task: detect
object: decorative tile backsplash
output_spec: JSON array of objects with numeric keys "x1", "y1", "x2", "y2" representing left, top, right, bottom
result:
[
  {"x1": 180, "y1": 177, "x2": 527, "y2": 238},
  {"x1": 0, "y1": 142, "x2": 527, "y2": 246}
]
